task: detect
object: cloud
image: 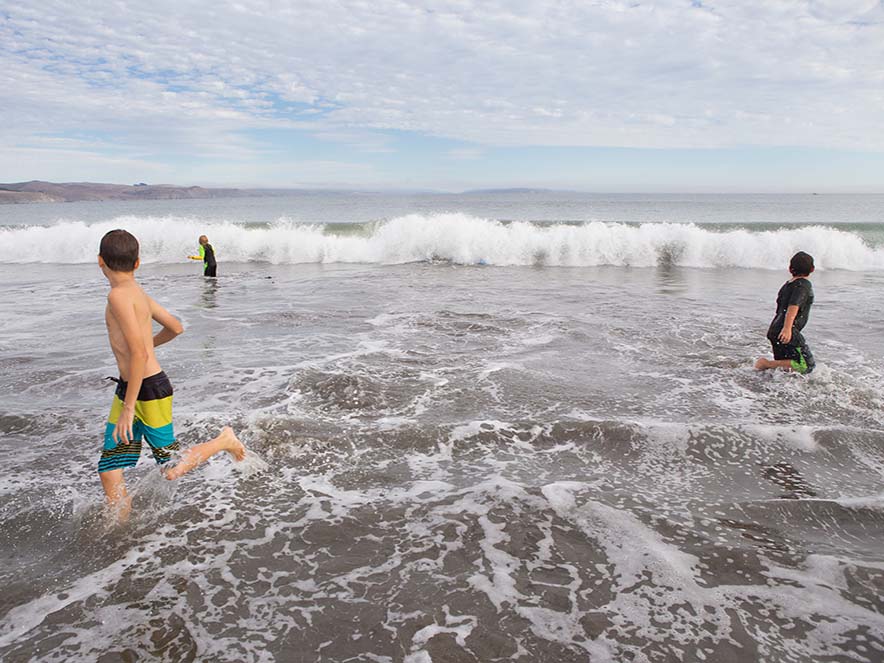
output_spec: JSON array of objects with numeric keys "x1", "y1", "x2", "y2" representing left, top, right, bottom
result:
[
  {"x1": 446, "y1": 148, "x2": 485, "y2": 160},
  {"x1": 0, "y1": 146, "x2": 167, "y2": 183},
  {"x1": 311, "y1": 131, "x2": 397, "y2": 154},
  {"x1": 1, "y1": 0, "x2": 883, "y2": 183}
]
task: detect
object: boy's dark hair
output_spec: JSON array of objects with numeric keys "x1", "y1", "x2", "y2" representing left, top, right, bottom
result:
[
  {"x1": 789, "y1": 251, "x2": 814, "y2": 277},
  {"x1": 100, "y1": 229, "x2": 139, "y2": 272}
]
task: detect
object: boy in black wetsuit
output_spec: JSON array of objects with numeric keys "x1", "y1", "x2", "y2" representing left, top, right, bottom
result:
[
  {"x1": 188, "y1": 235, "x2": 217, "y2": 277},
  {"x1": 755, "y1": 251, "x2": 816, "y2": 374}
]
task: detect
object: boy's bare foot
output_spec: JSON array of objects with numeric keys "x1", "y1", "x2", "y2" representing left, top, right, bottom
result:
[
  {"x1": 219, "y1": 426, "x2": 246, "y2": 461},
  {"x1": 162, "y1": 427, "x2": 245, "y2": 481}
]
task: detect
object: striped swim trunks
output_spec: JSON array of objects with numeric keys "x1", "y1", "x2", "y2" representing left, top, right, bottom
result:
[{"x1": 98, "y1": 371, "x2": 180, "y2": 473}]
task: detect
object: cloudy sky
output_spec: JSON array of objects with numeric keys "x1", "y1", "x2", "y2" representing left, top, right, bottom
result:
[{"x1": 2, "y1": 1, "x2": 883, "y2": 191}]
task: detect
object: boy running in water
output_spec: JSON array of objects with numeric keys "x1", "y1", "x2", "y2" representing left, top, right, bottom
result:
[
  {"x1": 755, "y1": 251, "x2": 816, "y2": 374},
  {"x1": 99, "y1": 229, "x2": 244, "y2": 521}
]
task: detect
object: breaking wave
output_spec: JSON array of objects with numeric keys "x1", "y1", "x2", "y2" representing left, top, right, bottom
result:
[{"x1": 3, "y1": 213, "x2": 884, "y2": 269}]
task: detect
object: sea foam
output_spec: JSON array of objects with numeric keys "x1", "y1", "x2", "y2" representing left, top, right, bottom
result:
[{"x1": 2, "y1": 213, "x2": 884, "y2": 269}]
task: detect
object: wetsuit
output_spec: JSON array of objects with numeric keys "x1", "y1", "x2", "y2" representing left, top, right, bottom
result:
[
  {"x1": 766, "y1": 277, "x2": 815, "y2": 374},
  {"x1": 198, "y1": 243, "x2": 217, "y2": 277}
]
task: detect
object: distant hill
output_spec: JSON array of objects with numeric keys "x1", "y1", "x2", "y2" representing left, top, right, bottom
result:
[
  {"x1": 0, "y1": 181, "x2": 575, "y2": 204},
  {"x1": 461, "y1": 187, "x2": 569, "y2": 195},
  {"x1": 0, "y1": 181, "x2": 269, "y2": 204}
]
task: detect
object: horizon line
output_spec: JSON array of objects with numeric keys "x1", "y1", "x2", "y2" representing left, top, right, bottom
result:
[{"x1": 2, "y1": 180, "x2": 883, "y2": 196}]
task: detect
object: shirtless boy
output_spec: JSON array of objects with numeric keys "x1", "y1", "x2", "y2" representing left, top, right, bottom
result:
[{"x1": 98, "y1": 229, "x2": 244, "y2": 520}]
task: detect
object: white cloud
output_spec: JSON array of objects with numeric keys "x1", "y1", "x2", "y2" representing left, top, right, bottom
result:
[
  {"x1": 1, "y1": 0, "x2": 883, "y2": 181},
  {"x1": 446, "y1": 148, "x2": 485, "y2": 160},
  {"x1": 0, "y1": 146, "x2": 167, "y2": 183},
  {"x1": 311, "y1": 131, "x2": 397, "y2": 154}
]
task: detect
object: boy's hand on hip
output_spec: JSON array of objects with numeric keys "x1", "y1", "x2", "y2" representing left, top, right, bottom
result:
[
  {"x1": 114, "y1": 405, "x2": 136, "y2": 445},
  {"x1": 778, "y1": 328, "x2": 792, "y2": 344}
]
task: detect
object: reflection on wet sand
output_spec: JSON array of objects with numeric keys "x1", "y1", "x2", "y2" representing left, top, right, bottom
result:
[{"x1": 200, "y1": 277, "x2": 219, "y2": 309}]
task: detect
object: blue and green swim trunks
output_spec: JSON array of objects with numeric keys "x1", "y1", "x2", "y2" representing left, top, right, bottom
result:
[{"x1": 98, "y1": 371, "x2": 180, "y2": 473}]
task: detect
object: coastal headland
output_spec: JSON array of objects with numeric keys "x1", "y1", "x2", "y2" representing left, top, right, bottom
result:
[{"x1": 0, "y1": 180, "x2": 272, "y2": 204}]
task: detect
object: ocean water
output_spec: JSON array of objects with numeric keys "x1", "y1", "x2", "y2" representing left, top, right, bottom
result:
[{"x1": 0, "y1": 192, "x2": 883, "y2": 662}]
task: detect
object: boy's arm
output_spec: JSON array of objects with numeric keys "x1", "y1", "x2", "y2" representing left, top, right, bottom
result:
[
  {"x1": 148, "y1": 295, "x2": 184, "y2": 347},
  {"x1": 108, "y1": 290, "x2": 148, "y2": 444},
  {"x1": 777, "y1": 304, "x2": 800, "y2": 343}
]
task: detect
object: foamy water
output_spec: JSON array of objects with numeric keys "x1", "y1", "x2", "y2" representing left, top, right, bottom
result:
[
  {"x1": 3, "y1": 214, "x2": 884, "y2": 270},
  {"x1": 1, "y1": 193, "x2": 883, "y2": 662}
]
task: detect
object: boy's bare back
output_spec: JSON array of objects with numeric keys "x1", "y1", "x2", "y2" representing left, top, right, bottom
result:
[{"x1": 105, "y1": 281, "x2": 163, "y2": 380}]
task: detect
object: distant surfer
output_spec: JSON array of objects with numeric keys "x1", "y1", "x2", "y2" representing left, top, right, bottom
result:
[
  {"x1": 755, "y1": 251, "x2": 816, "y2": 374},
  {"x1": 98, "y1": 229, "x2": 245, "y2": 522},
  {"x1": 188, "y1": 235, "x2": 217, "y2": 277}
]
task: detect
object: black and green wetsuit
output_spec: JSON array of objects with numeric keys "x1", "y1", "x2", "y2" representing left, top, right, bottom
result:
[
  {"x1": 198, "y1": 243, "x2": 217, "y2": 277},
  {"x1": 766, "y1": 277, "x2": 815, "y2": 374}
]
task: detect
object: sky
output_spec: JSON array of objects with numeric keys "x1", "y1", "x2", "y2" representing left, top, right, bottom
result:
[{"x1": 1, "y1": 0, "x2": 883, "y2": 192}]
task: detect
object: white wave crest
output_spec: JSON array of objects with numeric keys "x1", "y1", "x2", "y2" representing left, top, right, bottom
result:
[{"x1": 2, "y1": 213, "x2": 883, "y2": 269}]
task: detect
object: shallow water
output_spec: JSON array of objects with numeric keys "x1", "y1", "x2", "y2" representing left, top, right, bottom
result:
[{"x1": 1, "y1": 194, "x2": 883, "y2": 662}]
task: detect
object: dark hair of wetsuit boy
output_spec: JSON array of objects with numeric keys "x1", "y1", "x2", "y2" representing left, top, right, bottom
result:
[{"x1": 789, "y1": 251, "x2": 814, "y2": 277}]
